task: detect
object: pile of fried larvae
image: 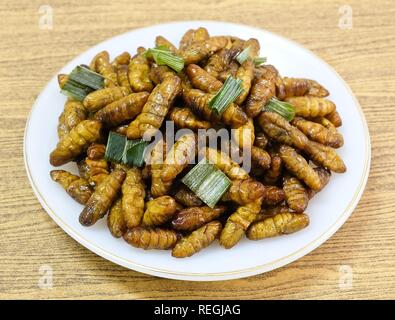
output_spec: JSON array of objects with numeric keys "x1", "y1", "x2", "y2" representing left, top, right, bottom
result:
[{"x1": 49, "y1": 27, "x2": 346, "y2": 258}]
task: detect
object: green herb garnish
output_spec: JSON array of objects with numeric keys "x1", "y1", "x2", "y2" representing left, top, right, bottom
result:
[
  {"x1": 144, "y1": 46, "x2": 184, "y2": 72},
  {"x1": 208, "y1": 76, "x2": 244, "y2": 115},
  {"x1": 69, "y1": 65, "x2": 104, "y2": 90},
  {"x1": 265, "y1": 97, "x2": 296, "y2": 121},
  {"x1": 253, "y1": 57, "x2": 267, "y2": 67},
  {"x1": 60, "y1": 78, "x2": 94, "y2": 101},
  {"x1": 235, "y1": 46, "x2": 251, "y2": 64}
]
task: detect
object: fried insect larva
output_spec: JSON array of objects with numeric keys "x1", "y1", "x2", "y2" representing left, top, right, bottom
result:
[
  {"x1": 50, "y1": 120, "x2": 102, "y2": 166},
  {"x1": 85, "y1": 158, "x2": 109, "y2": 186},
  {"x1": 179, "y1": 27, "x2": 210, "y2": 50},
  {"x1": 94, "y1": 51, "x2": 118, "y2": 86},
  {"x1": 254, "y1": 132, "x2": 269, "y2": 149},
  {"x1": 261, "y1": 205, "x2": 290, "y2": 217},
  {"x1": 155, "y1": 35, "x2": 178, "y2": 53},
  {"x1": 126, "y1": 76, "x2": 181, "y2": 139},
  {"x1": 264, "y1": 186, "x2": 285, "y2": 206},
  {"x1": 258, "y1": 111, "x2": 309, "y2": 149},
  {"x1": 203, "y1": 147, "x2": 249, "y2": 180},
  {"x1": 107, "y1": 198, "x2": 126, "y2": 238},
  {"x1": 122, "y1": 168, "x2": 146, "y2": 228},
  {"x1": 245, "y1": 74, "x2": 276, "y2": 118},
  {"x1": 161, "y1": 133, "x2": 197, "y2": 182},
  {"x1": 50, "y1": 170, "x2": 93, "y2": 205},
  {"x1": 204, "y1": 47, "x2": 240, "y2": 79},
  {"x1": 304, "y1": 140, "x2": 346, "y2": 173},
  {"x1": 308, "y1": 167, "x2": 331, "y2": 198},
  {"x1": 57, "y1": 99, "x2": 87, "y2": 139},
  {"x1": 150, "y1": 139, "x2": 172, "y2": 197},
  {"x1": 279, "y1": 145, "x2": 322, "y2": 190},
  {"x1": 87, "y1": 143, "x2": 106, "y2": 160},
  {"x1": 220, "y1": 198, "x2": 262, "y2": 249},
  {"x1": 79, "y1": 168, "x2": 126, "y2": 226},
  {"x1": 282, "y1": 77, "x2": 311, "y2": 98},
  {"x1": 128, "y1": 51, "x2": 153, "y2": 92},
  {"x1": 247, "y1": 212, "x2": 309, "y2": 240},
  {"x1": 186, "y1": 64, "x2": 223, "y2": 93},
  {"x1": 218, "y1": 61, "x2": 239, "y2": 82},
  {"x1": 149, "y1": 65, "x2": 176, "y2": 85},
  {"x1": 221, "y1": 179, "x2": 266, "y2": 205},
  {"x1": 123, "y1": 227, "x2": 179, "y2": 250},
  {"x1": 183, "y1": 89, "x2": 248, "y2": 128},
  {"x1": 306, "y1": 79, "x2": 329, "y2": 97},
  {"x1": 251, "y1": 146, "x2": 271, "y2": 170},
  {"x1": 142, "y1": 195, "x2": 178, "y2": 226},
  {"x1": 180, "y1": 36, "x2": 230, "y2": 65},
  {"x1": 235, "y1": 59, "x2": 254, "y2": 105},
  {"x1": 116, "y1": 65, "x2": 132, "y2": 92},
  {"x1": 285, "y1": 96, "x2": 336, "y2": 118},
  {"x1": 169, "y1": 107, "x2": 211, "y2": 130},
  {"x1": 174, "y1": 186, "x2": 203, "y2": 207},
  {"x1": 111, "y1": 51, "x2": 131, "y2": 69},
  {"x1": 283, "y1": 175, "x2": 309, "y2": 213},
  {"x1": 171, "y1": 206, "x2": 226, "y2": 231},
  {"x1": 94, "y1": 92, "x2": 149, "y2": 127},
  {"x1": 292, "y1": 117, "x2": 344, "y2": 148},
  {"x1": 232, "y1": 118, "x2": 255, "y2": 149},
  {"x1": 114, "y1": 124, "x2": 128, "y2": 135},
  {"x1": 172, "y1": 221, "x2": 222, "y2": 258},
  {"x1": 83, "y1": 86, "x2": 129, "y2": 112},
  {"x1": 326, "y1": 110, "x2": 342, "y2": 127},
  {"x1": 263, "y1": 152, "x2": 283, "y2": 185}
]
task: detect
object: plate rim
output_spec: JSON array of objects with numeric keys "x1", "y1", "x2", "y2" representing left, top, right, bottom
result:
[{"x1": 23, "y1": 20, "x2": 371, "y2": 281}]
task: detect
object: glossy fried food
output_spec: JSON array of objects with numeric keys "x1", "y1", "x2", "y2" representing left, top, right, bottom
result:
[
  {"x1": 123, "y1": 227, "x2": 179, "y2": 250},
  {"x1": 221, "y1": 179, "x2": 266, "y2": 205},
  {"x1": 283, "y1": 175, "x2": 308, "y2": 213},
  {"x1": 149, "y1": 65, "x2": 176, "y2": 85},
  {"x1": 111, "y1": 51, "x2": 131, "y2": 68},
  {"x1": 264, "y1": 186, "x2": 285, "y2": 206},
  {"x1": 50, "y1": 120, "x2": 102, "y2": 166},
  {"x1": 93, "y1": 51, "x2": 118, "y2": 86},
  {"x1": 232, "y1": 118, "x2": 255, "y2": 149},
  {"x1": 128, "y1": 50, "x2": 153, "y2": 92},
  {"x1": 183, "y1": 89, "x2": 248, "y2": 128},
  {"x1": 235, "y1": 59, "x2": 254, "y2": 105},
  {"x1": 94, "y1": 92, "x2": 149, "y2": 127},
  {"x1": 171, "y1": 205, "x2": 226, "y2": 231},
  {"x1": 57, "y1": 99, "x2": 87, "y2": 139},
  {"x1": 285, "y1": 96, "x2": 336, "y2": 117},
  {"x1": 142, "y1": 196, "x2": 177, "y2": 226},
  {"x1": 251, "y1": 146, "x2": 271, "y2": 170},
  {"x1": 122, "y1": 168, "x2": 146, "y2": 228},
  {"x1": 50, "y1": 170, "x2": 93, "y2": 204},
  {"x1": 326, "y1": 110, "x2": 342, "y2": 127},
  {"x1": 85, "y1": 158, "x2": 109, "y2": 186},
  {"x1": 174, "y1": 186, "x2": 203, "y2": 207},
  {"x1": 245, "y1": 72, "x2": 276, "y2": 118},
  {"x1": 247, "y1": 212, "x2": 309, "y2": 240},
  {"x1": 306, "y1": 80, "x2": 329, "y2": 97},
  {"x1": 126, "y1": 76, "x2": 181, "y2": 139},
  {"x1": 172, "y1": 221, "x2": 222, "y2": 258},
  {"x1": 204, "y1": 47, "x2": 240, "y2": 79},
  {"x1": 169, "y1": 107, "x2": 211, "y2": 130},
  {"x1": 79, "y1": 168, "x2": 125, "y2": 226},
  {"x1": 87, "y1": 143, "x2": 106, "y2": 160},
  {"x1": 179, "y1": 27, "x2": 210, "y2": 50},
  {"x1": 220, "y1": 198, "x2": 262, "y2": 249},
  {"x1": 83, "y1": 86, "x2": 129, "y2": 112},
  {"x1": 149, "y1": 139, "x2": 172, "y2": 198},
  {"x1": 254, "y1": 132, "x2": 269, "y2": 149},
  {"x1": 258, "y1": 111, "x2": 308, "y2": 149},
  {"x1": 292, "y1": 117, "x2": 344, "y2": 148},
  {"x1": 186, "y1": 64, "x2": 223, "y2": 93},
  {"x1": 263, "y1": 152, "x2": 283, "y2": 185},
  {"x1": 155, "y1": 35, "x2": 178, "y2": 53},
  {"x1": 116, "y1": 65, "x2": 132, "y2": 92},
  {"x1": 107, "y1": 198, "x2": 126, "y2": 238},
  {"x1": 279, "y1": 145, "x2": 322, "y2": 190},
  {"x1": 304, "y1": 140, "x2": 346, "y2": 173},
  {"x1": 307, "y1": 167, "x2": 331, "y2": 198}
]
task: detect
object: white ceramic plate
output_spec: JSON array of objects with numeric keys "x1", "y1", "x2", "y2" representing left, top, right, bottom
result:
[{"x1": 24, "y1": 21, "x2": 370, "y2": 281}]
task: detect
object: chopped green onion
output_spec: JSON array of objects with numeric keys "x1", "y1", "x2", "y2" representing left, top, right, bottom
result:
[
  {"x1": 144, "y1": 46, "x2": 184, "y2": 72},
  {"x1": 69, "y1": 65, "x2": 104, "y2": 90},
  {"x1": 60, "y1": 78, "x2": 94, "y2": 101},
  {"x1": 182, "y1": 158, "x2": 231, "y2": 208},
  {"x1": 209, "y1": 76, "x2": 244, "y2": 115},
  {"x1": 235, "y1": 46, "x2": 251, "y2": 64},
  {"x1": 253, "y1": 57, "x2": 267, "y2": 67},
  {"x1": 104, "y1": 131, "x2": 148, "y2": 167},
  {"x1": 265, "y1": 97, "x2": 296, "y2": 121}
]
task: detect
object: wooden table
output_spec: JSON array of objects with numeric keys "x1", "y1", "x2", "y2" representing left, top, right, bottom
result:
[{"x1": 1, "y1": 0, "x2": 394, "y2": 300}]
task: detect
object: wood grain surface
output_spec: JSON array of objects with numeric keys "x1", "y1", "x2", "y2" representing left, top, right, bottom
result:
[{"x1": 0, "y1": 0, "x2": 394, "y2": 300}]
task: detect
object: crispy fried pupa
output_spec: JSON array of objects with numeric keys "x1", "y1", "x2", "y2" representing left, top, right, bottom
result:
[
  {"x1": 50, "y1": 170, "x2": 93, "y2": 205},
  {"x1": 221, "y1": 179, "x2": 266, "y2": 205},
  {"x1": 83, "y1": 86, "x2": 129, "y2": 112},
  {"x1": 149, "y1": 139, "x2": 172, "y2": 197},
  {"x1": 122, "y1": 168, "x2": 146, "y2": 228},
  {"x1": 186, "y1": 64, "x2": 223, "y2": 93},
  {"x1": 254, "y1": 132, "x2": 269, "y2": 149},
  {"x1": 326, "y1": 110, "x2": 342, "y2": 127},
  {"x1": 116, "y1": 65, "x2": 132, "y2": 93},
  {"x1": 282, "y1": 77, "x2": 310, "y2": 98},
  {"x1": 57, "y1": 99, "x2": 87, "y2": 139},
  {"x1": 264, "y1": 186, "x2": 285, "y2": 206},
  {"x1": 179, "y1": 27, "x2": 210, "y2": 50},
  {"x1": 93, "y1": 51, "x2": 118, "y2": 86},
  {"x1": 285, "y1": 96, "x2": 336, "y2": 117},
  {"x1": 235, "y1": 59, "x2": 254, "y2": 105},
  {"x1": 247, "y1": 212, "x2": 309, "y2": 240},
  {"x1": 263, "y1": 152, "x2": 283, "y2": 185},
  {"x1": 155, "y1": 35, "x2": 178, "y2": 53},
  {"x1": 149, "y1": 65, "x2": 176, "y2": 85},
  {"x1": 87, "y1": 143, "x2": 106, "y2": 160},
  {"x1": 204, "y1": 47, "x2": 240, "y2": 79},
  {"x1": 304, "y1": 141, "x2": 346, "y2": 173},
  {"x1": 283, "y1": 175, "x2": 309, "y2": 213},
  {"x1": 261, "y1": 205, "x2": 290, "y2": 218},
  {"x1": 94, "y1": 92, "x2": 149, "y2": 127},
  {"x1": 169, "y1": 107, "x2": 211, "y2": 130},
  {"x1": 308, "y1": 167, "x2": 331, "y2": 199},
  {"x1": 220, "y1": 198, "x2": 262, "y2": 249},
  {"x1": 245, "y1": 73, "x2": 276, "y2": 118},
  {"x1": 232, "y1": 118, "x2": 255, "y2": 149},
  {"x1": 174, "y1": 186, "x2": 203, "y2": 207},
  {"x1": 306, "y1": 79, "x2": 329, "y2": 97},
  {"x1": 107, "y1": 198, "x2": 126, "y2": 238},
  {"x1": 161, "y1": 133, "x2": 197, "y2": 182},
  {"x1": 279, "y1": 145, "x2": 322, "y2": 190},
  {"x1": 258, "y1": 111, "x2": 309, "y2": 149},
  {"x1": 142, "y1": 196, "x2": 177, "y2": 226},
  {"x1": 183, "y1": 89, "x2": 248, "y2": 128},
  {"x1": 123, "y1": 227, "x2": 179, "y2": 250},
  {"x1": 203, "y1": 147, "x2": 249, "y2": 180},
  {"x1": 171, "y1": 206, "x2": 226, "y2": 231},
  {"x1": 111, "y1": 51, "x2": 131, "y2": 68},
  {"x1": 251, "y1": 146, "x2": 271, "y2": 170},
  {"x1": 292, "y1": 117, "x2": 344, "y2": 148},
  {"x1": 79, "y1": 168, "x2": 126, "y2": 226},
  {"x1": 172, "y1": 221, "x2": 222, "y2": 258},
  {"x1": 128, "y1": 50, "x2": 153, "y2": 92},
  {"x1": 85, "y1": 158, "x2": 109, "y2": 186},
  {"x1": 126, "y1": 76, "x2": 181, "y2": 139},
  {"x1": 50, "y1": 120, "x2": 102, "y2": 166}
]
